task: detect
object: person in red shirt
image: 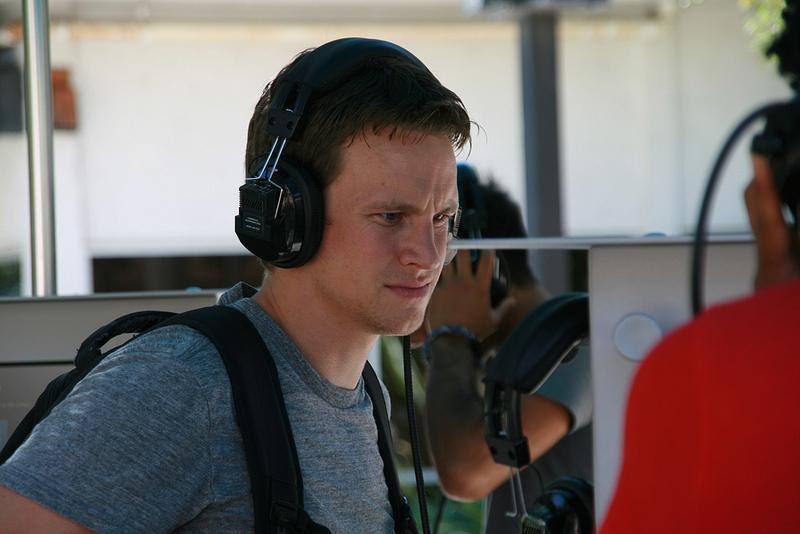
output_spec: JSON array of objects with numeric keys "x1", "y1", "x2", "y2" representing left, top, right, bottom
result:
[{"x1": 600, "y1": 155, "x2": 800, "y2": 534}]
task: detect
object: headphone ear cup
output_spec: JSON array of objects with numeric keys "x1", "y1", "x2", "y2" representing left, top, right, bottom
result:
[
  {"x1": 485, "y1": 293, "x2": 589, "y2": 394},
  {"x1": 235, "y1": 158, "x2": 324, "y2": 268},
  {"x1": 270, "y1": 158, "x2": 324, "y2": 268},
  {"x1": 535, "y1": 476, "x2": 595, "y2": 533}
]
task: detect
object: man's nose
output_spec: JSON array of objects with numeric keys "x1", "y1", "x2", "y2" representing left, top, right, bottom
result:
[{"x1": 398, "y1": 219, "x2": 445, "y2": 270}]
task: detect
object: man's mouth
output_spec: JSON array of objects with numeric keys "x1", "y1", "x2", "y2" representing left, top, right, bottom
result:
[{"x1": 385, "y1": 281, "x2": 432, "y2": 299}]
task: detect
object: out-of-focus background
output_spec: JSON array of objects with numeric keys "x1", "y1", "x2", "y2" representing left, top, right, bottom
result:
[{"x1": 0, "y1": 0, "x2": 787, "y2": 297}]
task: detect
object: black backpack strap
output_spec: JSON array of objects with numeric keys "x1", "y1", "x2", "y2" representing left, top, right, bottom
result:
[
  {"x1": 165, "y1": 306, "x2": 327, "y2": 534},
  {"x1": 75, "y1": 310, "x2": 177, "y2": 367},
  {"x1": 362, "y1": 362, "x2": 418, "y2": 534}
]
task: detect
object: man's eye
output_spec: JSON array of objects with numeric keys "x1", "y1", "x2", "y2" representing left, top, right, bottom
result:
[
  {"x1": 433, "y1": 213, "x2": 450, "y2": 226},
  {"x1": 379, "y1": 212, "x2": 403, "y2": 224}
]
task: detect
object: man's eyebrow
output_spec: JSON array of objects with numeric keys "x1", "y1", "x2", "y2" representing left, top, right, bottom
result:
[
  {"x1": 440, "y1": 199, "x2": 459, "y2": 212},
  {"x1": 365, "y1": 201, "x2": 420, "y2": 212},
  {"x1": 364, "y1": 200, "x2": 459, "y2": 213}
]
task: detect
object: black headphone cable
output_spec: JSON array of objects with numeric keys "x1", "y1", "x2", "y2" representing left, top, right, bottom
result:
[
  {"x1": 691, "y1": 101, "x2": 788, "y2": 316},
  {"x1": 403, "y1": 334, "x2": 431, "y2": 534}
]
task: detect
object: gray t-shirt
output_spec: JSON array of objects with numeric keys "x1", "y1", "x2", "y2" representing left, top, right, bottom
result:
[
  {"x1": 0, "y1": 283, "x2": 394, "y2": 533},
  {"x1": 484, "y1": 344, "x2": 593, "y2": 534}
]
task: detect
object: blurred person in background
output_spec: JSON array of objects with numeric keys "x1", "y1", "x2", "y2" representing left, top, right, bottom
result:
[
  {"x1": 602, "y1": 2, "x2": 800, "y2": 529},
  {"x1": 600, "y1": 156, "x2": 800, "y2": 533},
  {"x1": 422, "y1": 170, "x2": 593, "y2": 533}
]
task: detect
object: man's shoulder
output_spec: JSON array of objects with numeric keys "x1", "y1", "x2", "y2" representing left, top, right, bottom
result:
[
  {"x1": 110, "y1": 323, "x2": 219, "y2": 367},
  {"x1": 93, "y1": 298, "x2": 291, "y2": 400},
  {"x1": 105, "y1": 292, "x2": 262, "y2": 366},
  {"x1": 92, "y1": 320, "x2": 231, "y2": 398},
  {"x1": 0, "y1": 322, "x2": 235, "y2": 533}
]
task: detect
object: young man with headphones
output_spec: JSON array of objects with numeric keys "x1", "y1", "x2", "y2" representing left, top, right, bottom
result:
[
  {"x1": 421, "y1": 172, "x2": 593, "y2": 533},
  {"x1": 0, "y1": 38, "x2": 471, "y2": 532}
]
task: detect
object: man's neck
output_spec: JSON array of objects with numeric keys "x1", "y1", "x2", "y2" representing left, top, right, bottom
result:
[{"x1": 252, "y1": 273, "x2": 377, "y2": 390}]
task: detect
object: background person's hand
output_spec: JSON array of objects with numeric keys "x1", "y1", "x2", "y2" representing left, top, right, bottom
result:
[
  {"x1": 427, "y1": 249, "x2": 516, "y2": 341},
  {"x1": 745, "y1": 155, "x2": 800, "y2": 290}
]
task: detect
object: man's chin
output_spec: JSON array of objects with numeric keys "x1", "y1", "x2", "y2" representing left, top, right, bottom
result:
[{"x1": 373, "y1": 312, "x2": 426, "y2": 338}]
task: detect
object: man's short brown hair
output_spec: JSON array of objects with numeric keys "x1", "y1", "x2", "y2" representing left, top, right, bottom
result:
[{"x1": 245, "y1": 46, "x2": 472, "y2": 187}]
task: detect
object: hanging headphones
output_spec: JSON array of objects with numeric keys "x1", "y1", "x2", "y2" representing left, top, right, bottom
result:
[
  {"x1": 483, "y1": 292, "x2": 594, "y2": 534},
  {"x1": 235, "y1": 38, "x2": 431, "y2": 268},
  {"x1": 484, "y1": 292, "x2": 589, "y2": 464},
  {"x1": 456, "y1": 162, "x2": 511, "y2": 307}
]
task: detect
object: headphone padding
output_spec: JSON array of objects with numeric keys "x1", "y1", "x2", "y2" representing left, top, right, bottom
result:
[
  {"x1": 271, "y1": 158, "x2": 324, "y2": 268},
  {"x1": 485, "y1": 292, "x2": 589, "y2": 394}
]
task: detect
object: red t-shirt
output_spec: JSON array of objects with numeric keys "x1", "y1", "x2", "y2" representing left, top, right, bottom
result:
[{"x1": 601, "y1": 279, "x2": 800, "y2": 534}]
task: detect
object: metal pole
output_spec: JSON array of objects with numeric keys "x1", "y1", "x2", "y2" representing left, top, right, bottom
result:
[
  {"x1": 520, "y1": 12, "x2": 569, "y2": 293},
  {"x1": 23, "y1": 0, "x2": 57, "y2": 296}
]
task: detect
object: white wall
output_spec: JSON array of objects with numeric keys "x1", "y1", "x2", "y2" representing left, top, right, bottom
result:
[
  {"x1": 560, "y1": 0, "x2": 790, "y2": 237},
  {"x1": 675, "y1": 0, "x2": 789, "y2": 232},
  {"x1": 0, "y1": 131, "x2": 91, "y2": 294},
  {"x1": 0, "y1": 21, "x2": 523, "y2": 295},
  {"x1": 1, "y1": 0, "x2": 792, "y2": 294},
  {"x1": 0, "y1": 135, "x2": 27, "y2": 263},
  {"x1": 560, "y1": 18, "x2": 679, "y2": 236}
]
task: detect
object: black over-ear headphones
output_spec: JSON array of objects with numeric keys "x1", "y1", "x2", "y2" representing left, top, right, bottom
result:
[
  {"x1": 483, "y1": 292, "x2": 594, "y2": 533},
  {"x1": 456, "y1": 162, "x2": 510, "y2": 307},
  {"x1": 235, "y1": 38, "x2": 431, "y2": 268},
  {"x1": 526, "y1": 476, "x2": 594, "y2": 534}
]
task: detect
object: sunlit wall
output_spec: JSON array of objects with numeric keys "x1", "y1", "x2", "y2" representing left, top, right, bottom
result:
[{"x1": 0, "y1": 0, "x2": 790, "y2": 295}]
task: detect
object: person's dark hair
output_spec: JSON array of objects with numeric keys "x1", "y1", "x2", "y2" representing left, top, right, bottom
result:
[
  {"x1": 766, "y1": 0, "x2": 800, "y2": 92},
  {"x1": 457, "y1": 178, "x2": 537, "y2": 287},
  {"x1": 245, "y1": 48, "x2": 472, "y2": 186}
]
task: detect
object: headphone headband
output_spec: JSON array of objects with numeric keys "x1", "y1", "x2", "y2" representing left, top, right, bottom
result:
[{"x1": 267, "y1": 38, "x2": 431, "y2": 140}]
